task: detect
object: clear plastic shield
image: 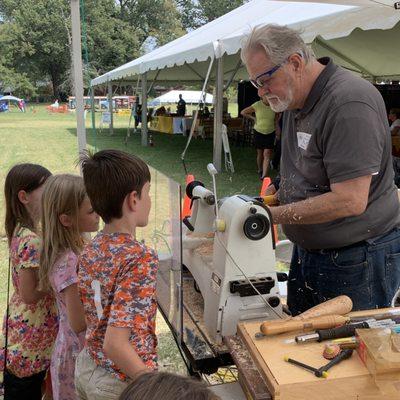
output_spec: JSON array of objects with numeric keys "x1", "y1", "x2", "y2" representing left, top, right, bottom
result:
[{"x1": 136, "y1": 169, "x2": 182, "y2": 338}]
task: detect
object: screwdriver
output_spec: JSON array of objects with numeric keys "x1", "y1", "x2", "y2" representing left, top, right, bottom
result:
[{"x1": 295, "y1": 319, "x2": 396, "y2": 344}]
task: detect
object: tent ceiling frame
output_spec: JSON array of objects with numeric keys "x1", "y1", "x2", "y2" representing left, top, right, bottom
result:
[
  {"x1": 225, "y1": 59, "x2": 242, "y2": 91},
  {"x1": 185, "y1": 63, "x2": 206, "y2": 80},
  {"x1": 314, "y1": 36, "x2": 376, "y2": 78},
  {"x1": 147, "y1": 70, "x2": 161, "y2": 95}
]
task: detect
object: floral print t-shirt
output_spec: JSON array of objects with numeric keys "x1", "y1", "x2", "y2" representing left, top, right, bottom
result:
[
  {"x1": 78, "y1": 232, "x2": 158, "y2": 381},
  {"x1": 0, "y1": 226, "x2": 58, "y2": 378}
]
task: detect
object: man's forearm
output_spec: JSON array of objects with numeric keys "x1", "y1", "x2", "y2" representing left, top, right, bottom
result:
[{"x1": 270, "y1": 190, "x2": 360, "y2": 224}]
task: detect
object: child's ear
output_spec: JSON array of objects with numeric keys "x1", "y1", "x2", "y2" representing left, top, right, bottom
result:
[
  {"x1": 17, "y1": 190, "x2": 29, "y2": 205},
  {"x1": 59, "y1": 214, "x2": 73, "y2": 227},
  {"x1": 127, "y1": 190, "x2": 139, "y2": 211}
]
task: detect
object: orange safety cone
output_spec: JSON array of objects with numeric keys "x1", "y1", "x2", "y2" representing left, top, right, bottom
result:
[
  {"x1": 182, "y1": 174, "x2": 195, "y2": 220},
  {"x1": 260, "y1": 177, "x2": 279, "y2": 244},
  {"x1": 260, "y1": 177, "x2": 272, "y2": 196}
]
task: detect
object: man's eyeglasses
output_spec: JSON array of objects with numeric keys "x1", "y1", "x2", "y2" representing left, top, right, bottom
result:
[{"x1": 249, "y1": 63, "x2": 282, "y2": 89}]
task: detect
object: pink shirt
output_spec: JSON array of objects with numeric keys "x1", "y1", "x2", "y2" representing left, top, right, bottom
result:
[{"x1": 50, "y1": 250, "x2": 85, "y2": 400}]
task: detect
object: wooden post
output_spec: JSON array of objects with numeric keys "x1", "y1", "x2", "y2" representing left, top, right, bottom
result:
[
  {"x1": 141, "y1": 73, "x2": 148, "y2": 146},
  {"x1": 70, "y1": 0, "x2": 86, "y2": 153},
  {"x1": 213, "y1": 57, "x2": 223, "y2": 171}
]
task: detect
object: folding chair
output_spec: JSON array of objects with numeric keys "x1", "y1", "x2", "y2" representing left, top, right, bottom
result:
[{"x1": 222, "y1": 124, "x2": 235, "y2": 173}]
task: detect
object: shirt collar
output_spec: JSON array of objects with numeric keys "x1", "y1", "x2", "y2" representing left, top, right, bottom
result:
[{"x1": 295, "y1": 57, "x2": 337, "y2": 119}]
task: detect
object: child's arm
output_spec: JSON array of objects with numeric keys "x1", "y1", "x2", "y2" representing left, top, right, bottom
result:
[
  {"x1": 65, "y1": 283, "x2": 86, "y2": 333},
  {"x1": 18, "y1": 233, "x2": 47, "y2": 304},
  {"x1": 103, "y1": 326, "x2": 147, "y2": 379},
  {"x1": 19, "y1": 268, "x2": 46, "y2": 304}
]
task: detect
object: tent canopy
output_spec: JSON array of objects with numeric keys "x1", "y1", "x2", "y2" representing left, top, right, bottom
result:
[
  {"x1": 148, "y1": 90, "x2": 213, "y2": 107},
  {"x1": 91, "y1": 0, "x2": 400, "y2": 87},
  {"x1": 0, "y1": 95, "x2": 22, "y2": 102}
]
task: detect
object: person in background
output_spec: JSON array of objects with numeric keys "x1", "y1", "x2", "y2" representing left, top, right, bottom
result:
[
  {"x1": 75, "y1": 150, "x2": 159, "y2": 400},
  {"x1": 132, "y1": 98, "x2": 143, "y2": 132},
  {"x1": 242, "y1": 24, "x2": 400, "y2": 315},
  {"x1": 271, "y1": 112, "x2": 282, "y2": 171},
  {"x1": 241, "y1": 96, "x2": 276, "y2": 179},
  {"x1": 39, "y1": 174, "x2": 99, "y2": 400},
  {"x1": 1, "y1": 164, "x2": 58, "y2": 400},
  {"x1": 119, "y1": 371, "x2": 220, "y2": 400},
  {"x1": 17, "y1": 100, "x2": 25, "y2": 113},
  {"x1": 177, "y1": 94, "x2": 186, "y2": 116},
  {"x1": 155, "y1": 106, "x2": 166, "y2": 116},
  {"x1": 389, "y1": 108, "x2": 400, "y2": 136}
]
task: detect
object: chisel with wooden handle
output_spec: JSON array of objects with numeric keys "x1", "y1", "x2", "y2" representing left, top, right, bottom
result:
[{"x1": 260, "y1": 315, "x2": 350, "y2": 336}]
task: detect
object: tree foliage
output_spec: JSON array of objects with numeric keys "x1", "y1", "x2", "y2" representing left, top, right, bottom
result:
[
  {"x1": 177, "y1": 0, "x2": 247, "y2": 30},
  {"x1": 116, "y1": 0, "x2": 185, "y2": 47},
  {"x1": 0, "y1": 0, "x2": 245, "y2": 98},
  {"x1": 0, "y1": 24, "x2": 37, "y2": 96}
]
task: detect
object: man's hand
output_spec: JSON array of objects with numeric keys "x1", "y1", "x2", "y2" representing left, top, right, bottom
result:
[{"x1": 269, "y1": 175, "x2": 372, "y2": 224}]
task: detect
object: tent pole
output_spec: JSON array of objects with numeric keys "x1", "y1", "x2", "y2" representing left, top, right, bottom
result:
[
  {"x1": 70, "y1": 0, "x2": 86, "y2": 154},
  {"x1": 141, "y1": 73, "x2": 148, "y2": 146},
  {"x1": 181, "y1": 57, "x2": 215, "y2": 163},
  {"x1": 213, "y1": 56, "x2": 223, "y2": 171},
  {"x1": 185, "y1": 64, "x2": 205, "y2": 80},
  {"x1": 225, "y1": 59, "x2": 242, "y2": 91},
  {"x1": 90, "y1": 86, "x2": 97, "y2": 150},
  {"x1": 107, "y1": 81, "x2": 114, "y2": 136},
  {"x1": 147, "y1": 70, "x2": 160, "y2": 95}
]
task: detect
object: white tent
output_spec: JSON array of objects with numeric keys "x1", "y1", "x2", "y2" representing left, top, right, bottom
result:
[
  {"x1": 91, "y1": 0, "x2": 400, "y2": 86},
  {"x1": 0, "y1": 95, "x2": 22, "y2": 102},
  {"x1": 148, "y1": 90, "x2": 213, "y2": 107},
  {"x1": 90, "y1": 0, "x2": 400, "y2": 169}
]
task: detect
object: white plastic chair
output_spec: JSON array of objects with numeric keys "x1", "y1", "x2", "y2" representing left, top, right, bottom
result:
[{"x1": 221, "y1": 124, "x2": 234, "y2": 173}]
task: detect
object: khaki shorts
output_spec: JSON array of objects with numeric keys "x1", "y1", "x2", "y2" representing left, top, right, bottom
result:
[{"x1": 75, "y1": 348, "x2": 131, "y2": 400}]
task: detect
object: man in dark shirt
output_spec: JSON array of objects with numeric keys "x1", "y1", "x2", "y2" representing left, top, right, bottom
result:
[
  {"x1": 177, "y1": 94, "x2": 186, "y2": 116},
  {"x1": 241, "y1": 24, "x2": 400, "y2": 314}
]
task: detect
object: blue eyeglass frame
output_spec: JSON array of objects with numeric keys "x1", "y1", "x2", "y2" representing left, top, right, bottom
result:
[{"x1": 250, "y1": 63, "x2": 282, "y2": 89}]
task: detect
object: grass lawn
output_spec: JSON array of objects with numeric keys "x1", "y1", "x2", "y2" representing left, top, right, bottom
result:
[{"x1": 0, "y1": 103, "x2": 277, "y2": 375}]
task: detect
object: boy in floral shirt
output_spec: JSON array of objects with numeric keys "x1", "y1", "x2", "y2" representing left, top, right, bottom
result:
[{"x1": 75, "y1": 150, "x2": 158, "y2": 399}]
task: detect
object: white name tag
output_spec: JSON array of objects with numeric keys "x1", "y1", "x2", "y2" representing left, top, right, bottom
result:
[{"x1": 297, "y1": 131, "x2": 311, "y2": 150}]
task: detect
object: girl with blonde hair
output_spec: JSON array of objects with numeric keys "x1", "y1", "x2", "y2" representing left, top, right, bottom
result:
[{"x1": 39, "y1": 174, "x2": 99, "y2": 400}]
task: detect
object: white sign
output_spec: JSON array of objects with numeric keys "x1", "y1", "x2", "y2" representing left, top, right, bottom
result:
[{"x1": 101, "y1": 112, "x2": 111, "y2": 125}]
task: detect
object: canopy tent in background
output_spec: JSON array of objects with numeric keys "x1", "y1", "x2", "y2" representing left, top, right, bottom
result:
[
  {"x1": 89, "y1": 0, "x2": 400, "y2": 170},
  {"x1": 0, "y1": 95, "x2": 22, "y2": 102},
  {"x1": 148, "y1": 90, "x2": 213, "y2": 107}
]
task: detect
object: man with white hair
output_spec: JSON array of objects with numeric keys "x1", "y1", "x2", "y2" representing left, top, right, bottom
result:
[{"x1": 241, "y1": 24, "x2": 400, "y2": 315}]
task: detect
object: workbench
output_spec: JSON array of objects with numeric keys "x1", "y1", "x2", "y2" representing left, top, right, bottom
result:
[{"x1": 233, "y1": 308, "x2": 400, "y2": 400}]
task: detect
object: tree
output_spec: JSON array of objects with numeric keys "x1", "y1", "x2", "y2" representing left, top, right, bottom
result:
[
  {"x1": 0, "y1": 23, "x2": 37, "y2": 96},
  {"x1": 177, "y1": 0, "x2": 247, "y2": 30},
  {"x1": 0, "y1": 0, "x2": 186, "y2": 98},
  {"x1": 116, "y1": 0, "x2": 185, "y2": 47},
  {"x1": 0, "y1": 0, "x2": 72, "y2": 98}
]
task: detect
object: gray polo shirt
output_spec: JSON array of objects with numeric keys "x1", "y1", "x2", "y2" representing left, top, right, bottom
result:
[{"x1": 279, "y1": 58, "x2": 400, "y2": 250}]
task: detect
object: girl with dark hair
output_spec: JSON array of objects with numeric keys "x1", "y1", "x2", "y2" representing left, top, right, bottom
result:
[{"x1": 1, "y1": 163, "x2": 58, "y2": 400}]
